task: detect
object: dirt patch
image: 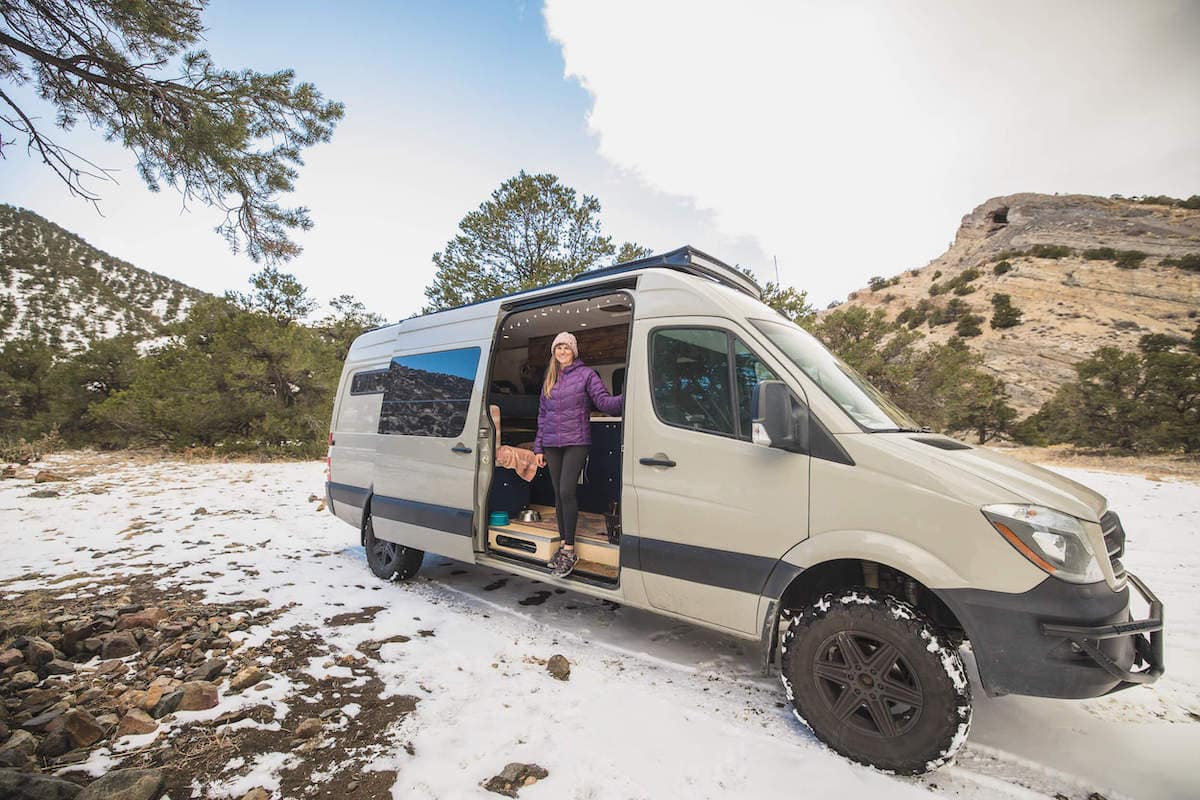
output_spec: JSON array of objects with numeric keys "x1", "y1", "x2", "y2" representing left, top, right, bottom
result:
[
  {"x1": 992, "y1": 445, "x2": 1200, "y2": 482},
  {"x1": 326, "y1": 606, "x2": 386, "y2": 627}
]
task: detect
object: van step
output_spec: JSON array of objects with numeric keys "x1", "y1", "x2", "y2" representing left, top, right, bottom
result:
[
  {"x1": 487, "y1": 525, "x2": 619, "y2": 570},
  {"x1": 575, "y1": 560, "x2": 618, "y2": 581}
]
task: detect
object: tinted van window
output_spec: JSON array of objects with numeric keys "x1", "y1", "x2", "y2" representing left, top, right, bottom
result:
[
  {"x1": 650, "y1": 328, "x2": 734, "y2": 436},
  {"x1": 379, "y1": 347, "x2": 481, "y2": 437},
  {"x1": 350, "y1": 369, "x2": 387, "y2": 395}
]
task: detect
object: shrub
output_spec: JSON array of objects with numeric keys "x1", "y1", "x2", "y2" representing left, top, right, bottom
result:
[
  {"x1": 1161, "y1": 253, "x2": 1200, "y2": 272},
  {"x1": 931, "y1": 270, "x2": 942, "y2": 280},
  {"x1": 1083, "y1": 247, "x2": 1116, "y2": 260},
  {"x1": 993, "y1": 261, "x2": 1012, "y2": 276},
  {"x1": 1114, "y1": 250, "x2": 1148, "y2": 269},
  {"x1": 1027, "y1": 244, "x2": 1073, "y2": 259},
  {"x1": 869, "y1": 276, "x2": 888, "y2": 292},
  {"x1": 1183, "y1": 195, "x2": 1200, "y2": 210},
  {"x1": 953, "y1": 283, "x2": 977, "y2": 296},
  {"x1": 956, "y1": 313, "x2": 984, "y2": 337},
  {"x1": 929, "y1": 282, "x2": 944, "y2": 296},
  {"x1": 990, "y1": 294, "x2": 1023, "y2": 329}
]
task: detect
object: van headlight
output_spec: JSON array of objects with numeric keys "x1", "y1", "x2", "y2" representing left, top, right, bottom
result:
[{"x1": 982, "y1": 504, "x2": 1104, "y2": 584}]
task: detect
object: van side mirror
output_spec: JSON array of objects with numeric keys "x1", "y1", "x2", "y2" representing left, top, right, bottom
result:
[{"x1": 752, "y1": 380, "x2": 809, "y2": 453}]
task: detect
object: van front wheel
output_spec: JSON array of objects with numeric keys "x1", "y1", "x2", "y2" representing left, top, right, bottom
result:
[
  {"x1": 780, "y1": 589, "x2": 971, "y2": 774},
  {"x1": 363, "y1": 513, "x2": 424, "y2": 581}
]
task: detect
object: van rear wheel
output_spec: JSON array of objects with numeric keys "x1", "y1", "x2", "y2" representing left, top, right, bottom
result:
[
  {"x1": 780, "y1": 589, "x2": 971, "y2": 774},
  {"x1": 363, "y1": 513, "x2": 424, "y2": 581}
]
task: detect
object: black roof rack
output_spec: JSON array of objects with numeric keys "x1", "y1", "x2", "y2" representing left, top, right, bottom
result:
[{"x1": 570, "y1": 245, "x2": 762, "y2": 300}]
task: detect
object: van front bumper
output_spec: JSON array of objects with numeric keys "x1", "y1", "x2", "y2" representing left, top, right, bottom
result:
[{"x1": 935, "y1": 572, "x2": 1163, "y2": 699}]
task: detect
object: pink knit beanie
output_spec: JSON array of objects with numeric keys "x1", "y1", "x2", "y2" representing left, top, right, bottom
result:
[{"x1": 551, "y1": 331, "x2": 579, "y2": 358}]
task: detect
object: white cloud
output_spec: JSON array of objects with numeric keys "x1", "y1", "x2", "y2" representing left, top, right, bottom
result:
[{"x1": 544, "y1": 0, "x2": 1200, "y2": 304}]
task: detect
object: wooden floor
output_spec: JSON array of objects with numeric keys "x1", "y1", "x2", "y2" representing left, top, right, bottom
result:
[
  {"x1": 488, "y1": 504, "x2": 619, "y2": 581},
  {"x1": 521, "y1": 504, "x2": 611, "y2": 543}
]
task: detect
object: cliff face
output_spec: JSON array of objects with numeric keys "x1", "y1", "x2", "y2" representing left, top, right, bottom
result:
[{"x1": 836, "y1": 193, "x2": 1200, "y2": 413}]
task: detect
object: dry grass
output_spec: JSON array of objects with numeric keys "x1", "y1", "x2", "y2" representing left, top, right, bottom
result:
[{"x1": 991, "y1": 445, "x2": 1200, "y2": 483}]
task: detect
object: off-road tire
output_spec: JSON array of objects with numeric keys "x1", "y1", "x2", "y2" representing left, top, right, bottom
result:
[
  {"x1": 363, "y1": 512, "x2": 424, "y2": 581},
  {"x1": 780, "y1": 588, "x2": 972, "y2": 774}
]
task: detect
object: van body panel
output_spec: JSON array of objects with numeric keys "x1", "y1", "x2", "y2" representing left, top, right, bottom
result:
[
  {"x1": 628, "y1": 314, "x2": 811, "y2": 635},
  {"x1": 369, "y1": 313, "x2": 497, "y2": 562},
  {"x1": 807, "y1": 442, "x2": 1043, "y2": 594}
]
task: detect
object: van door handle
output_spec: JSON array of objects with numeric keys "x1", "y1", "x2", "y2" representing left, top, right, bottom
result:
[
  {"x1": 451, "y1": 444, "x2": 472, "y2": 454},
  {"x1": 639, "y1": 456, "x2": 676, "y2": 468}
]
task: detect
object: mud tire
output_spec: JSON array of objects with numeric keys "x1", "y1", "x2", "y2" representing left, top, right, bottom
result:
[
  {"x1": 780, "y1": 588, "x2": 971, "y2": 774},
  {"x1": 363, "y1": 512, "x2": 424, "y2": 581}
]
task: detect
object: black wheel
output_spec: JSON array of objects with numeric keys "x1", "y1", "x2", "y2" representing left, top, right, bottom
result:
[
  {"x1": 363, "y1": 513, "x2": 424, "y2": 581},
  {"x1": 780, "y1": 589, "x2": 971, "y2": 774}
]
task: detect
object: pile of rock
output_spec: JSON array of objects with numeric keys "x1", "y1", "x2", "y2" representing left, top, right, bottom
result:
[{"x1": 0, "y1": 597, "x2": 273, "y2": 775}]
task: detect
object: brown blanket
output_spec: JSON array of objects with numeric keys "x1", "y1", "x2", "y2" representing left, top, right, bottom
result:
[{"x1": 496, "y1": 444, "x2": 538, "y2": 482}]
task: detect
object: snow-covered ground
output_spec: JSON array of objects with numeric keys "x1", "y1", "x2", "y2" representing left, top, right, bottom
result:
[{"x1": 1, "y1": 454, "x2": 1197, "y2": 799}]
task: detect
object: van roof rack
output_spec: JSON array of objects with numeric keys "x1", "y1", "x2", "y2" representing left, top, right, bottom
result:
[{"x1": 572, "y1": 245, "x2": 763, "y2": 300}]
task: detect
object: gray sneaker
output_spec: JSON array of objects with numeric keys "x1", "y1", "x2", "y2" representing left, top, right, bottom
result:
[{"x1": 551, "y1": 548, "x2": 578, "y2": 578}]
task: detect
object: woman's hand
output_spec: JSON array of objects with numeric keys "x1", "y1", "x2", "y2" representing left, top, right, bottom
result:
[{"x1": 535, "y1": 453, "x2": 546, "y2": 468}]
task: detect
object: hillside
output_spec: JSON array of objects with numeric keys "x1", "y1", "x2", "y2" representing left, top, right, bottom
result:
[
  {"x1": 0, "y1": 205, "x2": 211, "y2": 351},
  {"x1": 835, "y1": 194, "x2": 1200, "y2": 413}
]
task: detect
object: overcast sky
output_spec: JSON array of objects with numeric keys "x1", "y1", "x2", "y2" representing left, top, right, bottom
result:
[{"x1": 3, "y1": 1, "x2": 1197, "y2": 320}]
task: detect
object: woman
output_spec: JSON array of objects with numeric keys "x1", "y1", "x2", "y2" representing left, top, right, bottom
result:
[{"x1": 533, "y1": 331, "x2": 624, "y2": 577}]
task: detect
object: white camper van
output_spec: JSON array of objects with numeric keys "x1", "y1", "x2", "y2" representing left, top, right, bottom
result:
[{"x1": 325, "y1": 246, "x2": 1163, "y2": 773}]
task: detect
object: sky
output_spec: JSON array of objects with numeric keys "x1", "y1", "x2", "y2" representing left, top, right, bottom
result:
[{"x1": 2, "y1": 0, "x2": 1198, "y2": 321}]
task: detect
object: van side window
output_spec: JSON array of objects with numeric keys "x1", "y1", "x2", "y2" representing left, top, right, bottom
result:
[
  {"x1": 733, "y1": 338, "x2": 781, "y2": 440},
  {"x1": 350, "y1": 369, "x2": 388, "y2": 395},
  {"x1": 650, "y1": 329, "x2": 735, "y2": 436},
  {"x1": 379, "y1": 347, "x2": 481, "y2": 437}
]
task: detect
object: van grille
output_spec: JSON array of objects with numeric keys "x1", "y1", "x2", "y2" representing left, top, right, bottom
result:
[{"x1": 1101, "y1": 510, "x2": 1127, "y2": 582}]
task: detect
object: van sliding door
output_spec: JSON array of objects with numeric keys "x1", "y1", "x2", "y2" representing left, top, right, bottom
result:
[{"x1": 371, "y1": 335, "x2": 492, "y2": 562}]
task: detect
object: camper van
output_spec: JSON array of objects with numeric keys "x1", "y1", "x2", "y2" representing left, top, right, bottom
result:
[{"x1": 325, "y1": 246, "x2": 1163, "y2": 774}]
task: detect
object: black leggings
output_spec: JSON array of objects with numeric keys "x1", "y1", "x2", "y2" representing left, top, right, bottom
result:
[{"x1": 543, "y1": 445, "x2": 588, "y2": 546}]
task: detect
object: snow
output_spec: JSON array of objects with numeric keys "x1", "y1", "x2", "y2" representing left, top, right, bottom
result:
[{"x1": 2, "y1": 455, "x2": 1198, "y2": 799}]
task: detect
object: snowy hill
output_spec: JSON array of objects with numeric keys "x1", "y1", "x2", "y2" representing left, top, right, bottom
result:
[{"x1": 0, "y1": 205, "x2": 211, "y2": 351}]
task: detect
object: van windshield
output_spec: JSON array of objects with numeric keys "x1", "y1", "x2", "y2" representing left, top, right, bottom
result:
[{"x1": 749, "y1": 318, "x2": 921, "y2": 432}]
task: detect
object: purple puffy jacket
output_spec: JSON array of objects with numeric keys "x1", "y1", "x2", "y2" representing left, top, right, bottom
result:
[{"x1": 533, "y1": 360, "x2": 623, "y2": 453}]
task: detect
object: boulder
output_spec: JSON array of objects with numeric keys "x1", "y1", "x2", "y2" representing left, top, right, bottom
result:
[
  {"x1": 1, "y1": 465, "x2": 16, "y2": 479},
  {"x1": 34, "y1": 470, "x2": 68, "y2": 483},
  {"x1": 61, "y1": 709, "x2": 104, "y2": 748},
  {"x1": 62, "y1": 622, "x2": 102, "y2": 656},
  {"x1": 0, "y1": 768, "x2": 83, "y2": 800},
  {"x1": 24, "y1": 638, "x2": 56, "y2": 668},
  {"x1": 116, "y1": 710, "x2": 158, "y2": 738},
  {"x1": 1, "y1": 648, "x2": 24, "y2": 668},
  {"x1": 100, "y1": 632, "x2": 139, "y2": 660},
  {"x1": 185, "y1": 658, "x2": 227, "y2": 682},
  {"x1": 28, "y1": 489, "x2": 59, "y2": 498},
  {"x1": 482, "y1": 763, "x2": 549, "y2": 797},
  {"x1": 149, "y1": 691, "x2": 181, "y2": 719},
  {"x1": 292, "y1": 718, "x2": 322, "y2": 739},
  {"x1": 75, "y1": 769, "x2": 164, "y2": 800},
  {"x1": 44, "y1": 659, "x2": 76, "y2": 676},
  {"x1": 546, "y1": 655, "x2": 570, "y2": 681},
  {"x1": 0, "y1": 729, "x2": 37, "y2": 757},
  {"x1": 36, "y1": 730, "x2": 72, "y2": 758},
  {"x1": 228, "y1": 666, "x2": 266, "y2": 692},
  {"x1": 115, "y1": 610, "x2": 168, "y2": 632},
  {"x1": 20, "y1": 702, "x2": 69, "y2": 731},
  {"x1": 10, "y1": 671, "x2": 39, "y2": 690},
  {"x1": 175, "y1": 681, "x2": 219, "y2": 712}
]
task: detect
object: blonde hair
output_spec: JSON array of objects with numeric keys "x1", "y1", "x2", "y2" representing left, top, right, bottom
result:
[{"x1": 542, "y1": 353, "x2": 563, "y2": 398}]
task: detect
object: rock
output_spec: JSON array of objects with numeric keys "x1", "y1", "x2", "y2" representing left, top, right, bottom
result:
[
  {"x1": 292, "y1": 718, "x2": 322, "y2": 739},
  {"x1": 482, "y1": 763, "x2": 549, "y2": 797},
  {"x1": 34, "y1": 470, "x2": 68, "y2": 483},
  {"x1": 0, "y1": 648, "x2": 24, "y2": 668},
  {"x1": 239, "y1": 789, "x2": 271, "y2": 800},
  {"x1": 228, "y1": 666, "x2": 266, "y2": 692},
  {"x1": 28, "y1": 489, "x2": 59, "y2": 498},
  {"x1": 185, "y1": 658, "x2": 227, "y2": 682},
  {"x1": 0, "y1": 730, "x2": 37, "y2": 757},
  {"x1": 62, "y1": 622, "x2": 101, "y2": 656},
  {"x1": 37, "y1": 730, "x2": 72, "y2": 758},
  {"x1": 75, "y1": 769, "x2": 164, "y2": 800},
  {"x1": 0, "y1": 768, "x2": 82, "y2": 799},
  {"x1": 546, "y1": 654, "x2": 570, "y2": 681},
  {"x1": 75, "y1": 688, "x2": 106, "y2": 706},
  {"x1": 116, "y1": 710, "x2": 158, "y2": 737},
  {"x1": 100, "y1": 632, "x2": 139, "y2": 660},
  {"x1": 44, "y1": 659, "x2": 76, "y2": 676},
  {"x1": 0, "y1": 749, "x2": 33, "y2": 769},
  {"x1": 115, "y1": 609, "x2": 168, "y2": 631},
  {"x1": 21, "y1": 703, "x2": 68, "y2": 731},
  {"x1": 176, "y1": 681, "x2": 219, "y2": 711},
  {"x1": 1, "y1": 465, "x2": 16, "y2": 479},
  {"x1": 193, "y1": 507, "x2": 207, "y2": 515},
  {"x1": 0, "y1": 721, "x2": 8, "y2": 740},
  {"x1": 10, "y1": 671, "x2": 39, "y2": 690},
  {"x1": 24, "y1": 637, "x2": 56, "y2": 668},
  {"x1": 61, "y1": 709, "x2": 104, "y2": 748},
  {"x1": 149, "y1": 691, "x2": 181, "y2": 719}
]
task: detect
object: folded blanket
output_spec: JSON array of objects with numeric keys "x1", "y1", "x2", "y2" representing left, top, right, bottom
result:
[{"x1": 496, "y1": 444, "x2": 538, "y2": 482}]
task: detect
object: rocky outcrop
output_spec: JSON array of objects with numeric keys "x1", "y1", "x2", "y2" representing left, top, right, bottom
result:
[{"x1": 836, "y1": 194, "x2": 1200, "y2": 413}]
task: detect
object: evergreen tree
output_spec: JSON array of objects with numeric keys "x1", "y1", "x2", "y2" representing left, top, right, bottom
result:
[
  {"x1": 42, "y1": 336, "x2": 140, "y2": 446},
  {"x1": 615, "y1": 242, "x2": 653, "y2": 263},
  {"x1": 423, "y1": 172, "x2": 617, "y2": 311},
  {"x1": 989, "y1": 293, "x2": 1023, "y2": 329},
  {"x1": 955, "y1": 313, "x2": 984, "y2": 337},
  {"x1": 0, "y1": 0, "x2": 344, "y2": 261},
  {"x1": 229, "y1": 266, "x2": 317, "y2": 324},
  {"x1": 318, "y1": 295, "x2": 386, "y2": 361}
]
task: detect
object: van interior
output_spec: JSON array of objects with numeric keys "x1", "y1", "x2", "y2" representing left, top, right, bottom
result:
[{"x1": 483, "y1": 291, "x2": 632, "y2": 584}]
